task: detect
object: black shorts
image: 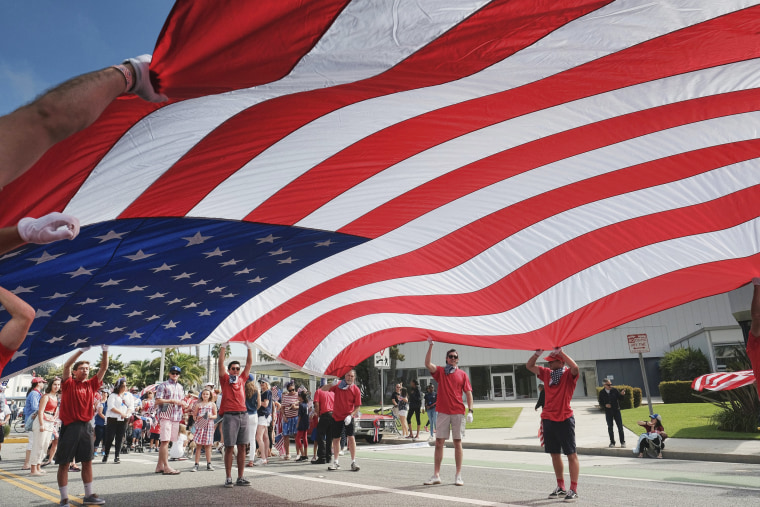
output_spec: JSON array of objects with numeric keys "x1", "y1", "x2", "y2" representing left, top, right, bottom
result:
[
  {"x1": 0, "y1": 425, "x2": 5, "y2": 443},
  {"x1": 56, "y1": 421, "x2": 94, "y2": 464},
  {"x1": 330, "y1": 417, "x2": 354, "y2": 439},
  {"x1": 542, "y1": 416, "x2": 576, "y2": 455}
]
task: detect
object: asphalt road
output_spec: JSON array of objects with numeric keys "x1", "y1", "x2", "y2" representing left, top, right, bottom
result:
[{"x1": 1, "y1": 441, "x2": 759, "y2": 506}]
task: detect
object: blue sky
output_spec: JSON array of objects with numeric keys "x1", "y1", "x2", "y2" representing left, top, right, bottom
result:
[
  {"x1": 0, "y1": 1, "x2": 175, "y2": 115},
  {"x1": 0, "y1": 1, "x2": 252, "y2": 367}
]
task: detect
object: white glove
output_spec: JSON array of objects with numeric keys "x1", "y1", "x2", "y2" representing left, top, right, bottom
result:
[
  {"x1": 553, "y1": 347, "x2": 563, "y2": 354},
  {"x1": 466, "y1": 411, "x2": 473, "y2": 424},
  {"x1": 246, "y1": 341, "x2": 254, "y2": 350},
  {"x1": 123, "y1": 54, "x2": 168, "y2": 103},
  {"x1": 101, "y1": 344, "x2": 109, "y2": 352},
  {"x1": 81, "y1": 346, "x2": 92, "y2": 353},
  {"x1": 533, "y1": 349, "x2": 543, "y2": 357},
  {"x1": 17, "y1": 212, "x2": 80, "y2": 244},
  {"x1": 344, "y1": 415, "x2": 352, "y2": 426},
  {"x1": 427, "y1": 335, "x2": 434, "y2": 346}
]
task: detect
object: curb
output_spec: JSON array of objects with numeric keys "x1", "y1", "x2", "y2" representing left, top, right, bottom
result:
[
  {"x1": 381, "y1": 437, "x2": 760, "y2": 465},
  {"x1": 4, "y1": 437, "x2": 28, "y2": 444}
]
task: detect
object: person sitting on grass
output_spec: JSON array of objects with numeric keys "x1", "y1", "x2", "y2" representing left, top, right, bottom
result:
[{"x1": 633, "y1": 413, "x2": 666, "y2": 458}]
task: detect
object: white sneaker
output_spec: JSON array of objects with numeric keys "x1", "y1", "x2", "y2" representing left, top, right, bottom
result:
[
  {"x1": 351, "y1": 461, "x2": 360, "y2": 471},
  {"x1": 328, "y1": 461, "x2": 340, "y2": 471},
  {"x1": 423, "y1": 475, "x2": 442, "y2": 485},
  {"x1": 455, "y1": 474, "x2": 464, "y2": 486}
]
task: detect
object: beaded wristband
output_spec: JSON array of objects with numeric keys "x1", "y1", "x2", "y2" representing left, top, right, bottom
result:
[{"x1": 111, "y1": 64, "x2": 134, "y2": 94}]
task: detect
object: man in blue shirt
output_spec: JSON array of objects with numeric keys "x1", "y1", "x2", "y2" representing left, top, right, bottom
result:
[{"x1": 22, "y1": 377, "x2": 46, "y2": 470}]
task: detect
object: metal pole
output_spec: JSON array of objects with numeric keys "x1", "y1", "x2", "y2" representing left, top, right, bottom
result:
[
  {"x1": 638, "y1": 352, "x2": 653, "y2": 416},
  {"x1": 159, "y1": 347, "x2": 166, "y2": 383},
  {"x1": 380, "y1": 369, "x2": 384, "y2": 411}
]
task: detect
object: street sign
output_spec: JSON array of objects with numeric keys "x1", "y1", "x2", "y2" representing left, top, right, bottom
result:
[
  {"x1": 627, "y1": 333, "x2": 650, "y2": 354},
  {"x1": 374, "y1": 348, "x2": 390, "y2": 369}
]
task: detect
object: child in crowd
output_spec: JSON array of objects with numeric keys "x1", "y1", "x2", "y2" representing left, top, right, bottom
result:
[
  {"x1": 149, "y1": 418, "x2": 161, "y2": 453},
  {"x1": 295, "y1": 391, "x2": 310, "y2": 461},
  {"x1": 309, "y1": 404, "x2": 319, "y2": 461},
  {"x1": 168, "y1": 424, "x2": 189, "y2": 461},
  {"x1": 130, "y1": 413, "x2": 143, "y2": 451},
  {"x1": 192, "y1": 388, "x2": 217, "y2": 471}
]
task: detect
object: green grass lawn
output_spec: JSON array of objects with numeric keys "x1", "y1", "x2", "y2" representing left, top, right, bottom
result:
[
  {"x1": 620, "y1": 403, "x2": 760, "y2": 440},
  {"x1": 361, "y1": 406, "x2": 521, "y2": 429}
]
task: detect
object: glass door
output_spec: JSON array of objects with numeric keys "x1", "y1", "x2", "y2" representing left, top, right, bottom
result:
[{"x1": 491, "y1": 373, "x2": 516, "y2": 400}]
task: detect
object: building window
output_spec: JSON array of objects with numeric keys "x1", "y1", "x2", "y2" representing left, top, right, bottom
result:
[{"x1": 713, "y1": 343, "x2": 746, "y2": 372}]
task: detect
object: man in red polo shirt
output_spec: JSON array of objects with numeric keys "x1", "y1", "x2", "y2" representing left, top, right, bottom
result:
[
  {"x1": 423, "y1": 337, "x2": 473, "y2": 487},
  {"x1": 217, "y1": 342, "x2": 253, "y2": 488},
  {"x1": 324, "y1": 370, "x2": 361, "y2": 472},
  {"x1": 311, "y1": 380, "x2": 335, "y2": 465},
  {"x1": 527, "y1": 347, "x2": 580, "y2": 502},
  {"x1": 56, "y1": 346, "x2": 108, "y2": 507}
]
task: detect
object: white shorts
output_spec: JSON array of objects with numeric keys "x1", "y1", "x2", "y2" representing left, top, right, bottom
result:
[
  {"x1": 436, "y1": 413, "x2": 465, "y2": 440},
  {"x1": 159, "y1": 419, "x2": 180, "y2": 443}
]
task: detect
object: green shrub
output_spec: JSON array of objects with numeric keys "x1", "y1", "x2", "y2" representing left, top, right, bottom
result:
[
  {"x1": 660, "y1": 380, "x2": 704, "y2": 403},
  {"x1": 694, "y1": 384, "x2": 759, "y2": 433},
  {"x1": 596, "y1": 384, "x2": 635, "y2": 409},
  {"x1": 632, "y1": 387, "x2": 642, "y2": 408},
  {"x1": 659, "y1": 347, "x2": 710, "y2": 381}
]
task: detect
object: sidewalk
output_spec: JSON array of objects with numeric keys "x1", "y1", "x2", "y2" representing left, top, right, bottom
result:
[{"x1": 385, "y1": 398, "x2": 760, "y2": 464}]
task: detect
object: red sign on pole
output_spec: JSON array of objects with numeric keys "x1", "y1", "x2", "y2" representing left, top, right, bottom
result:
[{"x1": 627, "y1": 334, "x2": 650, "y2": 354}]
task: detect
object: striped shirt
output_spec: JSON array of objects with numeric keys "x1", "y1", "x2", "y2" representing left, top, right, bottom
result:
[
  {"x1": 281, "y1": 391, "x2": 299, "y2": 418},
  {"x1": 155, "y1": 379, "x2": 185, "y2": 422}
]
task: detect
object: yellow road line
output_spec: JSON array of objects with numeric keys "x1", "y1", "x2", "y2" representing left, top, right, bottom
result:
[{"x1": 0, "y1": 468, "x2": 82, "y2": 505}]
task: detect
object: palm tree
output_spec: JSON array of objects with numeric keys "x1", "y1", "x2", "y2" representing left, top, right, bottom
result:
[
  {"x1": 124, "y1": 359, "x2": 158, "y2": 389},
  {"x1": 161, "y1": 348, "x2": 206, "y2": 389}
]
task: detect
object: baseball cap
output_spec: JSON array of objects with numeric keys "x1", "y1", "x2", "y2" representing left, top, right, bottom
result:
[
  {"x1": 650, "y1": 413, "x2": 661, "y2": 421},
  {"x1": 258, "y1": 377, "x2": 269, "y2": 384},
  {"x1": 169, "y1": 366, "x2": 181, "y2": 374},
  {"x1": 543, "y1": 353, "x2": 564, "y2": 363},
  {"x1": 32, "y1": 377, "x2": 47, "y2": 384}
]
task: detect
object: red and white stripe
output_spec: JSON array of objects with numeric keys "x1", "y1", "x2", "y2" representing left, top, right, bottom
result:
[
  {"x1": 691, "y1": 370, "x2": 756, "y2": 392},
  {"x1": 4, "y1": 0, "x2": 760, "y2": 376}
]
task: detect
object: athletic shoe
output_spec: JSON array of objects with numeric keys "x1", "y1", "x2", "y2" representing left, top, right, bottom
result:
[
  {"x1": 423, "y1": 475, "x2": 441, "y2": 485},
  {"x1": 236, "y1": 477, "x2": 251, "y2": 486},
  {"x1": 101, "y1": 455, "x2": 107, "y2": 463},
  {"x1": 621, "y1": 442, "x2": 626, "y2": 448},
  {"x1": 564, "y1": 490, "x2": 578, "y2": 502},
  {"x1": 311, "y1": 459, "x2": 326, "y2": 465},
  {"x1": 192, "y1": 464, "x2": 199, "y2": 472},
  {"x1": 351, "y1": 461, "x2": 360, "y2": 471},
  {"x1": 549, "y1": 487, "x2": 567, "y2": 498},
  {"x1": 253, "y1": 458, "x2": 266, "y2": 466},
  {"x1": 92, "y1": 451, "x2": 99, "y2": 457},
  {"x1": 224, "y1": 478, "x2": 234, "y2": 488},
  {"x1": 455, "y1": 474, "x2": 464, "y2": 486},
  {"x1": 114, "y1": 457, "x2": 120, "y2": 464},
  {"x1": 59, "y1": 499, "x2": 70, "y2": 507},
  {"x1": 207, "y1": 463, "x2": 215, "y2": 471},
  {"x1": 82, "y1": 494, "x2": 106, "y2": 505},
  {"x1": 608, "y1": 442, "x2": 615, "y2": 448},
  {"x1": 327, "y1": 461, "x2": 340, "y2": 471}
]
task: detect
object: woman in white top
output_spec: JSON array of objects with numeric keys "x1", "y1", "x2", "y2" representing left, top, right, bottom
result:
[{"x1": 103, "y1": 379, "x2": 128, "y2": 464}]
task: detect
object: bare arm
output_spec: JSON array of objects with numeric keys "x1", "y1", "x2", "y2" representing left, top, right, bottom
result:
[
  {"x1": 425, "y1": 341, "x2": 436, "y2": 375},
  {"x1": 243, "y1": 342, "x2": 253, "y2": 378},
  {"x1": 0, "y1": 227, "x2": 24, "y2": 257},
  {"x1": 465, "y1": 390, "x2": 473, "y2": 412},
  {"x1": 0, "y1": 66, "x2": 131, "y2": 190},
  {"x1": 0, "y1": 286, "x2": 35, "y2": 353},
  {"x1": 96, "y1": 348, "x2": 109, "y2": 382},
  {"x1": 218, "y1": 344, "x2": 227, "y2": 378},
  {"x1": 558, "y1": 349, "x2": 580, "y2": 376},
  {"x1": 61, "y1": 349, "x2": 84, "y2": 382},
  {"x1": 526, "y1": 349, "x2": 542, "y2": 376}
]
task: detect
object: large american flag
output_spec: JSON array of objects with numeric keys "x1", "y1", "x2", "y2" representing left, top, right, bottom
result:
[{"x1": 3, "y1": 0, "x2": 760, "y2": 379}]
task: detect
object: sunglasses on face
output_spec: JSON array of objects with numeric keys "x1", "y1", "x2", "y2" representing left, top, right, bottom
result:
[
  {"x1": 170, "y1": 372, "x2": 180, "y2": 375},
  {"x1": 229, "y1": 367, "x2": 240, "y2": 371},
  {"x1": 448, "y1": 355, "x2": 458, "y2": 359},
  {"x1": 287, "y1": 389, "x2": 295, "y2": 392}
]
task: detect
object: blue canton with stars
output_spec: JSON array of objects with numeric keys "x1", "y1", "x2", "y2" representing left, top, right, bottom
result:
[{"x1": 0, "y1": 218, "x2": 368, "y2": 379}]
